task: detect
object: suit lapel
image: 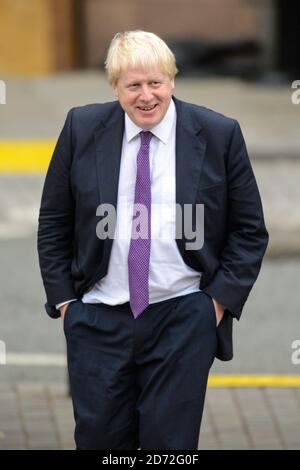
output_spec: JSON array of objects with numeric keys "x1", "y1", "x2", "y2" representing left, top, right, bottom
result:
[
  {"x1": 173, "y1": 96, "x2": 206, "y2": 207},
  {"x1": 94, "y1": 104, "x2": 124, "y2": 208}
]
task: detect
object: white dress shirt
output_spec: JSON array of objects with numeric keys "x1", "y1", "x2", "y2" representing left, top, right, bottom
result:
[{"x1": 57, "y1": 98, "x2": 201, "y2": 309}]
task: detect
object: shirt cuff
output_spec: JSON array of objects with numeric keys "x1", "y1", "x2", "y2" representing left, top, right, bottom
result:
[{"x1": 55, "y1": 299, "x2": 77, "y2": 310}]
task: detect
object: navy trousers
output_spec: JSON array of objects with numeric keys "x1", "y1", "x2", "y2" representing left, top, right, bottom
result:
[{"x1": 63, "y1": 290, "x2": 217, "y2": 450}]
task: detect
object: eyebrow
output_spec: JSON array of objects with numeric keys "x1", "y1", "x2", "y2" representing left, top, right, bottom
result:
[{"x1": 126, "y1": 78, "x2": 163, "y2": 85}]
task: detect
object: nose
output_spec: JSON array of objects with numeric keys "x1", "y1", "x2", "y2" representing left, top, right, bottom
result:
[{"x1": 140, "y1": 85, "x2": 153, "y2": 102}]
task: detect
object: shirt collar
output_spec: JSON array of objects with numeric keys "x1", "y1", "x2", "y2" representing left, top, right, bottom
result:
[{"x1": 125, "y1": 98, "x2": 176, "y2": 144}]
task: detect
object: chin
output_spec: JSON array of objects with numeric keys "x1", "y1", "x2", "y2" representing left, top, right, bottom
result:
[
  {"x1": 132, "y1": 110, "x2": 162, "y2": 129},
  {"x1": 144, "y1": 115, "x2": 162, "y2": 127}
]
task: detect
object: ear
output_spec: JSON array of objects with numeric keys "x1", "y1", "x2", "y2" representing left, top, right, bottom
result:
[{"x1": 114, "y1": 82, "x2": 119, "y2": 98}]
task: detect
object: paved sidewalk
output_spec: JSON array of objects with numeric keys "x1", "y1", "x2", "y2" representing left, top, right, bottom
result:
[{"x1": 0, "y1": 383, "x2": 299, "y2": 450}]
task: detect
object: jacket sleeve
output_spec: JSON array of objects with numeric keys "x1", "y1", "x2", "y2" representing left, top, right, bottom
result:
[
  {"x1": 203, "y1": 120, "x2": 269, "y2": 319},
  {"x1": 37, "y1": 108, "x2": 77, "y2": 318}
]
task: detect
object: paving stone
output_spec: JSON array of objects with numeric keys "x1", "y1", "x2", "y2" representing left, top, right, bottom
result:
[
  {"x1": 1, "y1": 383, "x2": 300, "y2": 449},
  {"x1": 233, "y1": 388, "x2": 283, "y2": 449},
  {"x1": 205, "y1": 388, "x2": 252, "y2": 449},
  {"x1": 264, "y1": 388, "x2": 300, "y2": 449}
]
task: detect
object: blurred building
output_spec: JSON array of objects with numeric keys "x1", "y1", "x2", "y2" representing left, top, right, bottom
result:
[{"x1": 0, "y1": 0, "x2": 299, "y2": 78}]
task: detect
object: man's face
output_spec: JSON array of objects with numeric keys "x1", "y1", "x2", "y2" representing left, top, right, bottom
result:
[{"x1": 114, "y1": 65, "x2": 175, "y2": 129}]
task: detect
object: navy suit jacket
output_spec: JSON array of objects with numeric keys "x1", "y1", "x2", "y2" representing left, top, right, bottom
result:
[{"x1": 37, "y1": 96, "x2": 268, "y2": 360}]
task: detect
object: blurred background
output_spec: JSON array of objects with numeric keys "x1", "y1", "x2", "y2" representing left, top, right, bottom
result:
[
  {"x1": 0, "y1": 0, "x2": 299, "y2": 79},
  {"x1": 0, "y1": 0, "x2": 299, "y2": 450}
]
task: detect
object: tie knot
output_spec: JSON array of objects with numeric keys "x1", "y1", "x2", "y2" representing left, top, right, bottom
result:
[{"x1": 140, "y1": 131, "x2": 153, "y2": 146}]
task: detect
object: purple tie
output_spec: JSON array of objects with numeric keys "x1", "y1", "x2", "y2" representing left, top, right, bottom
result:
[{"x1": 128, "y1": 131, "x2": 153, "y2": 318}]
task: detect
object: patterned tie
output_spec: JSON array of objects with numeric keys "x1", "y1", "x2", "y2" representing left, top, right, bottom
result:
[{"x1": 128, "y1": 131, "x2": 153, "y2": 318}]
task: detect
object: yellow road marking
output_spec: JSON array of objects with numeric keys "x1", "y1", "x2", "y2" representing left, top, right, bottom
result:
[
  {"x1": 208, "y1": 375, "x2": 300, "y2": 387},
  {"x1": 0, "y1": 140, "x2": 54, "y2": 172}
]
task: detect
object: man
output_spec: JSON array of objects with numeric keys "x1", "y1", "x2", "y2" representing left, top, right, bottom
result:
[{"x1": 37, "y1": 30, "x2": 268, "y2": 450}]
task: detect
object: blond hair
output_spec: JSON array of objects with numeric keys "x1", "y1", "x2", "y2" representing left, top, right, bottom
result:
[{"x1": 105, "y1": 30, "x2": 178, "y2": 86}]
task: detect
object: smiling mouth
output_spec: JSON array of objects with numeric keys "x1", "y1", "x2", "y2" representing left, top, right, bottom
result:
[{"x1": 137, "y1": 104, "x2": 158, "y2": 112}]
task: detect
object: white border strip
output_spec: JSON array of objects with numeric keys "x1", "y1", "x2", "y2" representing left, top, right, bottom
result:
[{"x1": 6, "y1": 353, "x2": 66, "y2": 366}]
